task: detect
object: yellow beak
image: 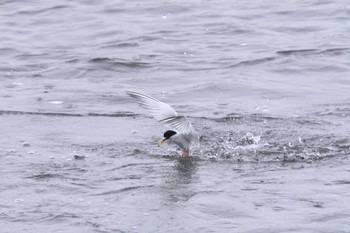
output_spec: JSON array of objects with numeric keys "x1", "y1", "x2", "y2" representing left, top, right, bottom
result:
[{"x1": 158, "y1": 138, "x2": 166, "y2": 147}]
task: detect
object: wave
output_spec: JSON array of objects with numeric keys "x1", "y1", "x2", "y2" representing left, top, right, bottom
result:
[
  {"x1": 88, "y1": 57, "x2": 152, "y2": 68},
  {"x1": 0, "y1": 110, "x2": 137, "y2": 118},
  {"x1": 276, "y1": 47, "x2": 350, "y2": 56}
]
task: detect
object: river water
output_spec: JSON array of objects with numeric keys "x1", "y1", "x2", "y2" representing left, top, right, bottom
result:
[{"x1": 1, "y1": 0, "x2": 350, "y2": 232}]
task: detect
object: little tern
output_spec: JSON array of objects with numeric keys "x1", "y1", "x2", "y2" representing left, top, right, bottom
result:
[{"x1": 126, "y1": 91, "x2": 200, "y2": 157}]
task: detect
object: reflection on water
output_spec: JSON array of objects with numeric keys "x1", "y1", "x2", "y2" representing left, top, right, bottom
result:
[
  {"x1": 161, "y1": 158, "x2": 199, "y2": 204},
  {"x1": 173, "y1": 157, "x2": 199, "y2": 184}
]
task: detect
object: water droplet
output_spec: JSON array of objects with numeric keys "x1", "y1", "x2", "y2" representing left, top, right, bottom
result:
[{"x1": 298, "y1": 137, "x2": 303, "y2": 144}]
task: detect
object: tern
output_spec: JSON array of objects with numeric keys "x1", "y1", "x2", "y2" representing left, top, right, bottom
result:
[{"x1": 126, "y1": 91, "x2": 200, "y2": 157}]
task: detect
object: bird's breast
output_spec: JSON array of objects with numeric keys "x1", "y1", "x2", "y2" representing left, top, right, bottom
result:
[{"x1": 170, "y1": 134, "x2": 192, "y2": 151}]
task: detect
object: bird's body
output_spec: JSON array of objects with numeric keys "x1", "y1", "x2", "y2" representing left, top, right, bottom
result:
[
  {"x1": 169, "y1": 133, "x2": 193, "y2": 156},
  {"x1": 126, "y1": 91, "x2": 200, "y2": 157}
]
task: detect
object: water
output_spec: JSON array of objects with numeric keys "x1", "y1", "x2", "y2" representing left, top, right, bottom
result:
[{"x1": 1, "y1": 0, "x2": 350, "y2": 232}]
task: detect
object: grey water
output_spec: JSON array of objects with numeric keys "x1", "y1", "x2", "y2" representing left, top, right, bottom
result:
[{"x1": 1, "y1": 0, "x2": 350, "y2": 232}]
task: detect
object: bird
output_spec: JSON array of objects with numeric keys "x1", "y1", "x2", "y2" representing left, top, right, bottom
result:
[{"x1": 126, "y1": 91, "x2": 200, "y2": 157}]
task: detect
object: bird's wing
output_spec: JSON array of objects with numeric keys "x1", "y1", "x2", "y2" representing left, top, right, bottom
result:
[
  {"x1": 126, "y1": 91, "x2": 200, "y2": 146},
  {"x1": 126, "y1": 91, "x2": 178, "y2": 120}
]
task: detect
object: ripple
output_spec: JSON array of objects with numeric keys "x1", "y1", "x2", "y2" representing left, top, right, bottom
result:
[
  {"x1": 100, "y1": 42, "x2": 140, "y2": 49},
  {"x1": 276, "y1": 49, "x2": 319, "y2": 56},
  {"x1": 26, "y1": 173, "x2": 62, "y2": 180},
  {"x1": 0, "y1": 110, "x2": 137, "y2": 117},
  {"x1": 88, "y1": 57, "x2": 152, "y2": 68},
  {"x1": 276, "y1": 48, "x2": 350, "y2": 56},
  {"x1": 227, "y1": 57, "x2": 277, "y2": 68},
  {"x1": 92, "y1": 185, "x2": 155, "y2": 196},
  {"x1": 16, "y1": 5, "x2": 70, "y2": 16},
  {"x1": 333, "y1": 180, "x2": 350, "y2": 185}
]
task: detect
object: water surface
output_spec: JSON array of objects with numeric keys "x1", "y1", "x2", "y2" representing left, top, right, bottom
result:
[{"x1": 1, "y1": 0, "x2": 350, "y2": 232}]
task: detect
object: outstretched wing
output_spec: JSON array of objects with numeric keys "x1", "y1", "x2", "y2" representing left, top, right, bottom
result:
[
  {"x1": 126, "y1": 91, "x2": 178, "y2": 120},
  {"x1": 126, "y1": 91, "x2": 200, "y2": 146}
]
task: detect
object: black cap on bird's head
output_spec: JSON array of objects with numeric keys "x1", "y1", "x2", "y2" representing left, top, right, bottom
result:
[
  {"x1": 163, "y1": 130, "x2": 177, "y2": 139},
  {"x1": 158, "y1": 130, "x2": 177, "y2": 147}
]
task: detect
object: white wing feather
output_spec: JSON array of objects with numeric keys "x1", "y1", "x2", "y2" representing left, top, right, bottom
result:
[
  {"x1": 126, "y1": 91, "x2": 200, "y2": 146},
  {"x1": 126, "y1": 91, "x2": 177, "y2": 120}
]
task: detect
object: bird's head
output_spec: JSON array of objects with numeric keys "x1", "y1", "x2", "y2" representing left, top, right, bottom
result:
[{"x1": 158, "y1": 130, "x2": 177, "y2": 147}]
